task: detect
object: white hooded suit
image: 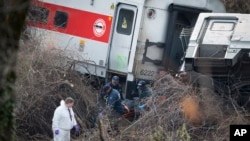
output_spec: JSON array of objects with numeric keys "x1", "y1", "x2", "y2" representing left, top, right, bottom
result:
[{"x1": 52, "y1": 100, "x2": 77, "y2": 141}]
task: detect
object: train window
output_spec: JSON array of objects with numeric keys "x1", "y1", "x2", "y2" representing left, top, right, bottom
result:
[
  {"x1": 117, "y1": 9, "x2": 134, "y2": 35},
  {"x1": 211, "y1": 22, "x2": 235, "y2": 31},
  {"x1": 54, "y1": 11, "x2": 68, "y2": 28},
  {"x1": 28, "y1": 6, "x2": 49, "y2": 24}
]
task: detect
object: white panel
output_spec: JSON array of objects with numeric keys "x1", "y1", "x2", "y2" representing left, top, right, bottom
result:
[
  {"x1": 29, "y1": 28, "x2": 109, "y2": 67},
  {"x1": 139, "y1": 8, "x2": 168, "y2": 42},
  {"x1": 202, "y1": 20, "x2": 236, "y2": 45}
]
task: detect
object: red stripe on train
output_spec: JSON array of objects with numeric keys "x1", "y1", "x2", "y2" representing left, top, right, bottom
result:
[{"x1": 27, "y1": 1, "x2": 113, "y2": 43}]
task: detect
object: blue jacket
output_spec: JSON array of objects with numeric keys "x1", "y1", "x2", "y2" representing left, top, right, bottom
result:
[
  {"x1": 106, "y1": 82, "x2": 124, "y2": 100},
  {"x1": 107, "y1": 89, "x2": 126, "y2": 115}
]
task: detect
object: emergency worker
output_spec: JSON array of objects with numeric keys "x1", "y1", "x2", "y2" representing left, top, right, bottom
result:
[
  {"x1": 105, "y1": 75, "x2": 124, "y2": 100},
  {"x1": 52, "y1": 97, "x2": 80, "y2": 141},
  {"x1": 137, "y1": 80, "x2": 152, "y2": 99},
  {"x1": 102, "y1": 85, "x2": 127, "y2": 115},
  {"x1": 137, "y1": 80, "x2": 153, "y2": 110}
]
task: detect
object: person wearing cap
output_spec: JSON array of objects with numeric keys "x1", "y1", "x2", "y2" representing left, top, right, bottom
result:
[
  {"x1": 137, "y1": 80, "x2": 152, "y2": 99},
  {"x1": 106, "y1": 76, "x2": 124, "y2": 100},
  {"x1": 102, "y1": 85, "x2": 127, "y2": 115},
  {"x1": 136, "y1": 80, "x2": 153, "y2": 111}
]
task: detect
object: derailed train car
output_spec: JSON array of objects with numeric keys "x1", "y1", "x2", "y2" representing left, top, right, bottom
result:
[
  {"x1": 180, "y1": 13, "x2": 250, "y2": 108},
  {"x1": 26, "y1": 0, "x2": 225, "y2": 98}
]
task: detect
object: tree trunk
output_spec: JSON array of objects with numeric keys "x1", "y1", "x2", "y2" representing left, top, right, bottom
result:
[{"x1": 0, "y1": 0, "x2": 30, "y2": 140}]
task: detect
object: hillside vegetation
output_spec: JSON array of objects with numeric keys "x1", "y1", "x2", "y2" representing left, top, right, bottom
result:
[
  {"x1": 222, "y1": 0, "x2": 250, "y2": 13},
  {"x1": 15, "y1": 1, "x2": 250, "y2": 141}
]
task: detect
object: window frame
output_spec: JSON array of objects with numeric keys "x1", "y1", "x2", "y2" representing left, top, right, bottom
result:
[
  {"x1": 116, "y1": 8, "x2": 135, "y2": 35},
  {"x1": 53, "y1": 10, "x2": 69, "y2": 28},
  {"x1": 28, "y1": 6, "x2": 49, "y2": 24}
]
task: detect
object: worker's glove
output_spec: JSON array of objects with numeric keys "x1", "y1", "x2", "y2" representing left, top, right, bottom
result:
[
  {"x1": 138, "y1": 104, "x2": 145, "y2": 110},
  {"x1": 55, "y1": 130, "x2": 59, "y2": 135},
  {"x1": 98, "y1": 112, "x2": 103, "y2": 118},
  {"x1": 74, "y1": 125, "x2": 80, "y2": 132}
]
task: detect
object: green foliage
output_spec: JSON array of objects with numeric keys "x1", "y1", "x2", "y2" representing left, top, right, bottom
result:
[
  {"x1": 0, "y1": 98, "x2": 15, "y2": 141},
  {"x1": 176, "y1": 123, "x2": 191, "y2": 141},
  {"x1": 148, "y1": 126, "x2": 164, "y2": 141}
]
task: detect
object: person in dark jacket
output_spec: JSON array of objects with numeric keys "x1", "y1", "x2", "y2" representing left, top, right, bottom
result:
[
  {"x1": 102, "y1": 85, "x2": 127, "y2": 115},
  {"x1": 137, "y1": 80, "x2": 152, "y2": 99},
  {"x1": 105, "y1": 75, "x2": 124, "y2": 100},
  {"x1": 136, "y1": 80, "x2": 153, "y2": 111}
]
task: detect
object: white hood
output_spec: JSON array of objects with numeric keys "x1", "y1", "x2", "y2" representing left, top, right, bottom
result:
[
  {"x1": 60, "y1": 100, "x2": 66, "y2": 108},
  {"x1": 52, "y1": 100, "x2": 77, "y2": 130}
]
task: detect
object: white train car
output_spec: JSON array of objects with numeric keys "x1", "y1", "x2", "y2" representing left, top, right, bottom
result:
[{"x1": 26, "y1": 0, "x2": 225, "y2": 98}]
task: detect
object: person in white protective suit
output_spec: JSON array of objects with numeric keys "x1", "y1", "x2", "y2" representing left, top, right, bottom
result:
[{"x1": 52, "y1": 97, "x2": 80, "y2": 141}]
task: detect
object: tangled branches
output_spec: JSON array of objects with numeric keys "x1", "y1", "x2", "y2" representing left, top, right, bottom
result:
[
  {"x1": 15, "y1": 34, "x2": 250, "y2": 141},
  {"x1": 15, "y1": 40, "x2": 100, "y2": 141},
  {"x1": 106, "y1": 74, "x2": 249, "y2": 141}
]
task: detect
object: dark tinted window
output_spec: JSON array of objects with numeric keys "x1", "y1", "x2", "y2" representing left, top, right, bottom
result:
[
  {"x1": 28, "y1": 6, "x2": 49, "y2": 24},
  {"x1": 54, "y1": 11, "x2": 68, "y2": 28},
  {"x1": 117, "y1": 9, "x2": 134, "y2": 35}
]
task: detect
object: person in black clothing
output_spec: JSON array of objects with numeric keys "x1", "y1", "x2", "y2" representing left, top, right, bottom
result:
[{"x1": 105, "y1": 75, "x2": 124, "y2": 100}]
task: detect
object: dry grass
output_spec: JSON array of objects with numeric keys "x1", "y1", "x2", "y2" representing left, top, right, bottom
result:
[
  {"x1": 222, "y1": 0, "x2": 250, "y2": 13},
  {"x1": 15, "y1": 35, "x2": 250, "y2": 141},
  {"x1": 15, "y1": 39, "x2": 101, "y2": 141}
]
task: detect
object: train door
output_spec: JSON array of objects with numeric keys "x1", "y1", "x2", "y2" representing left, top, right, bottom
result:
[
  {"x1": 163, "y1": 4, "x2": 210, "y2": 72},
  {"x1": 108, "y1": 4, "x2": 137, "y2": 73}
]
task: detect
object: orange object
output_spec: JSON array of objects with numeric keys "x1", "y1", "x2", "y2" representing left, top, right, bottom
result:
[{"x1": 180, "y1": 96, "x2": 203, "y2": 125}]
